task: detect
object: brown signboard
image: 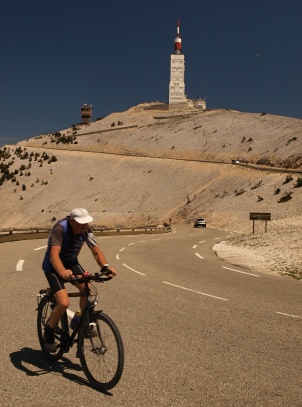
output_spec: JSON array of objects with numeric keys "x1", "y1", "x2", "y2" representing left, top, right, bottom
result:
[{"x1": 250, "y1": 212, "x2": 271, "y2": 221}]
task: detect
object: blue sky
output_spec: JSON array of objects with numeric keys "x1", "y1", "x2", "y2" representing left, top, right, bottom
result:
[{"x1": 1, "y1": 0, "x2": 302, "y2": 146}]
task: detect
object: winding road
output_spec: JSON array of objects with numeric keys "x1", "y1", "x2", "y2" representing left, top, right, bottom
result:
[{"x1": 1, "y1": 225, "x2": 302, "y2": 406}]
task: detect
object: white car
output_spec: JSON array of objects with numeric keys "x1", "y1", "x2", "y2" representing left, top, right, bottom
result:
[{"x1": 194, "y1": 218, "x2": 206, "y2": 228}]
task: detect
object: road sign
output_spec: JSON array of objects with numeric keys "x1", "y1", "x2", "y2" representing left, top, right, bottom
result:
[{"x1": 249, "y1": 212, "x2": 271, "y2": 221}]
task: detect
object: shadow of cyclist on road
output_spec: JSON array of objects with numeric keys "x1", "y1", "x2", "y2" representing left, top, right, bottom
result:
[{"x1": 9, "y1": 347, "x2": 112, "y2": 395}]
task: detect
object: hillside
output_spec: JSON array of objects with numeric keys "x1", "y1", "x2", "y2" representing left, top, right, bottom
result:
[{"x1": 1, "y1": 102, "x2": 302, "y2": 276}]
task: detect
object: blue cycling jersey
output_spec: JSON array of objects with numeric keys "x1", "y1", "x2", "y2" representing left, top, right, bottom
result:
[{"x1": 42, "y1": 217, "x2": 97, "y2": 273}]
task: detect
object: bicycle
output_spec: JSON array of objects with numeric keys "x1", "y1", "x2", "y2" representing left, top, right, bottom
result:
[{"x1": 36, "y1": 267, "x2": 124, "y2": 391}]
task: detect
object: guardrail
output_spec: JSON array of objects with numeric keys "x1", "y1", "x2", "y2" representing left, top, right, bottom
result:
[{"x1": 0, "y1": 225, "x2": 172, "y2": 243}]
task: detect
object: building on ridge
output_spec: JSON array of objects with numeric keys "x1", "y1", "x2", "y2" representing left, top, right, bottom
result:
[
  {"x1": 169, "y1": 19, "x2": 186, "y2": 107},
  {"x1": 81, "y1": 104, "x2": 92, "y2": 124},
  {"x1": 168, "y1": 19, "x2": 206, "y2": 110}
]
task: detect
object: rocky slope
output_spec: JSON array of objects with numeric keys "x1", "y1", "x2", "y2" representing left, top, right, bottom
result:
[{"x1": 1, "y1": 102, "x2": 302, "y2": 276}]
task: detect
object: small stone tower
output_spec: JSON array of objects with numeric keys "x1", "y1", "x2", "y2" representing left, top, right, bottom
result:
[{"x1": 80, "y1": 104, "x2": 92, "y2": 124}]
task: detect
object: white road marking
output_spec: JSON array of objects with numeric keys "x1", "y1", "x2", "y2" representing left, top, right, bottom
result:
[
  {"x1": 34, "y1": 245, "x2": 47, "y2": 251},
  {"x1": 116, "y1": 254, "x2": 120, "y2": 260},
  {"x1": 123, "y1": 263, "x2": 146, "y2": 276},
  {"x1": 16, "y1": 260, "x2": 24, "y2": 271},
  {"x1": 195, "y1": 253, "x2": 204, "y2": 259},
  {"x1": 193, "y1": 245, "x2": 197, "y2": 249},
  {"x1": 138, "y1": 240, "x2": 147, "y2": 243},
  {"x1": 222, "y1": 266, "x2": 260, "y2": 277},
  {"x1": 276, "y1": 312, "x2": 302, "y2": 319},
  {"x1": 163, "y1": 281, "x2": 229, "y2": 301},
  {"x1": 120, "y1": 247, "x2": 125, "y2": 252},
  {"x1": 199, "y1": 240, "x2": 205, "y2": 244},
  {"x1": 128, "y1": 243, "x2": 135, "y2": 246}
]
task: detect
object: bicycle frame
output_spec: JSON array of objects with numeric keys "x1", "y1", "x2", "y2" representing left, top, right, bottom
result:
[{"x1": 37, "y1": 279, "x2": 99, "y2": 353}]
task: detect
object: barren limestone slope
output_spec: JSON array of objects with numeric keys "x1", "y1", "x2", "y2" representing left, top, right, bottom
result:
[
  {"x1": 1, "y1": 103, "x2": 302, "y2": 276},
  {"x1": 22, "y1": 104, "x2": 302, "y2": 168},
  {"x1": 1, "y1": 103, "x2": 302, "y2": 230}
]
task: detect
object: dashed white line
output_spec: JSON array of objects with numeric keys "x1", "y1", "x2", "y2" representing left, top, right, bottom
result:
[
  {"x1": 16, "y1": 260, "x2": 24, "y2": 271},
  {"x1": 193, "y1": 245, "x2": 197, "y2": 249},
  {"x1": 120, "y1": 247, "x2": 125, "y2": 252},
  {"x1": 163, "y1": 281, "x2": 229, "y2": 301},
  {"x1": 123, "y1": 263, "x2": 146, "y2": 276},
  {"x1": 222, "y1": 266, "x2": 260, "y2": 277},
  {"x1": 34, "y1": 245, "x2": 47, "y2": 251},
  {"x1": 195, "y1": 253, "x2": 204, "y2": 259},
  {"x1": 276, "y1": 312, "x2": 302, "y2": 319},
  {"x1": 199, "y1": 240, "x2": 205, "y2": 244},
  {"x1": 116, "y1": 254, "x2": 120, "y2": 260},
  {"x1": 128, "y1": 243, "x2": 135, "y2": 246}
]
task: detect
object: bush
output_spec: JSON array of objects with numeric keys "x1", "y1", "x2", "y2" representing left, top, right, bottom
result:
[
  {"x1": 286, "y1": 137, "x2": 297, "y2": 145},
  {"x1": 251, "y1": 180, "x2": 262, "y2": 190},
  {"x1": 294, "y1": 178, "x2": 302, "y2": 188},
  {"x1": 283, "y1": 175, "x2": 293, "y2": 184},
  {"x1": 278, "y1": 191, "x2": 293, "y2": 203},
  {"x1": 48, "y1": 156, "x2": 57, "y2": 164},
  {"x1": 234, "y1": 188, "x2": 245, "y2": 196}
]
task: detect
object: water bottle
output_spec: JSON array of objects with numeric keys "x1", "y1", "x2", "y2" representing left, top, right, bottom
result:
[{"x1": 70, "y1": 310, "x2": 81, "y2": 329}]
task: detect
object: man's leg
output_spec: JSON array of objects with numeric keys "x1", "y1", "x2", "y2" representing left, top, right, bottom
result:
[
  {"x1": 48, "y1": 288, "x2": 69, "y2": 329},
  {"x1": 43, "y1": 288, "x2": 69, "y2": 352},
  {"x1": 72, "y1": 282, "x2": 87, "y2": 313}
]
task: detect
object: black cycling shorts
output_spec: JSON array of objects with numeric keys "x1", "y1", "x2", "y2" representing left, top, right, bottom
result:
[{"x1": 44, "y1": 264, "x2": 84, "y2": 294}]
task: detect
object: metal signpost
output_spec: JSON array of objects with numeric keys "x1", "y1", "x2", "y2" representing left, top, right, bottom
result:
[{"x1": 249, "y1": 212, "x2": 271, "y2": 234}]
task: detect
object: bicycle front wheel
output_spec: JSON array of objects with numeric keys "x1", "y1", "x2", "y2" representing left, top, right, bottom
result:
[{"x1": 78, "y1": 312, "x2": 124, "y2": 391}]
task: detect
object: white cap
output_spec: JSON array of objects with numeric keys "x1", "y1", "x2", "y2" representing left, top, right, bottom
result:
[{"x1": 70, "y1": 208, "x2": 93, "y2": 224}]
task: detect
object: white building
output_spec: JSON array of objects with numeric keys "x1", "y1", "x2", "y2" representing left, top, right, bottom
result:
[{"x1": 169, "y1": 19, "x2": 186, "y2": 105}]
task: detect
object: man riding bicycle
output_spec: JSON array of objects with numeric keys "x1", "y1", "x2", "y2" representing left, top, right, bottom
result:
[{"x1": 42, "y1": 208, "x2": 116, "y2": 352}]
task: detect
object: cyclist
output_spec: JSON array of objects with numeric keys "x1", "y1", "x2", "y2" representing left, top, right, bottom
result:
[{"x1": 42, "y1": 208, "x2": 116, "y2": 352}]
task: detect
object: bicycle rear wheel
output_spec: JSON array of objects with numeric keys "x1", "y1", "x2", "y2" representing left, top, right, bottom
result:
[
  {"x1": 78, "y1": 312, "x2": 124, "y2": 391},
  {"x1": 37, "y1": 295, "x2": 68, "y2": 361}
]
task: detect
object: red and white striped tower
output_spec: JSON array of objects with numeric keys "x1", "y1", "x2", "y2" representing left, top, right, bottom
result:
[
  {"x1": 169, "y1": 19, "x2": 186, "y2": 105},
  {"x1": 174, "y1": 19, "x2": 182, "y2": 54}
]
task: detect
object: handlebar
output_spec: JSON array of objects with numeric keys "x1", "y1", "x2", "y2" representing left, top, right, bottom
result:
[{"x1": 72, "y1": 266, "x2": 113, "y2": 284}]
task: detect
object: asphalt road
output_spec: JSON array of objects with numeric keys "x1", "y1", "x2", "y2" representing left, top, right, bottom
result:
[{"x1": 1, "y1": 225, "x2": 302, "y2": 406}]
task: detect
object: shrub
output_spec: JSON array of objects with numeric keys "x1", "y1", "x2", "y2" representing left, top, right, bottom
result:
[
  {"x1": 234, "y1": 188, "x2": 245, "y2": 196},
  {"x1": 283, "y1": 175, "x2": 293, "y2": 184},
  {"x1": 48, "y1": 156, "x2": 57, "y2": 164},
  {"x1": 294, "y1": 178, "x2": 302, "y2": 188},
  {"x1": 286, "y1": 137, "x2": 297, "y2": 145},
  {"x1": 251, "y1": 180, "x2": 262, "y2": 190},
  {"x1": 278, "y1": 191, "x2": 293, "y2": 203}
]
